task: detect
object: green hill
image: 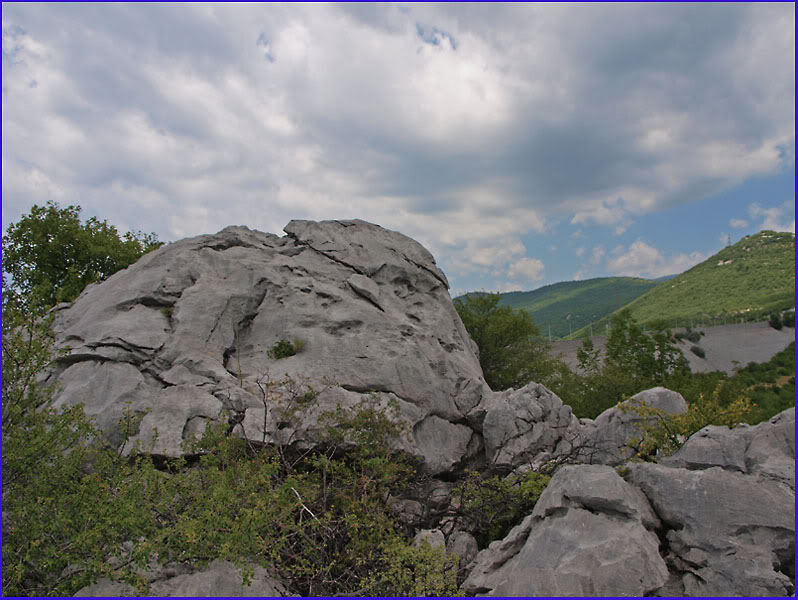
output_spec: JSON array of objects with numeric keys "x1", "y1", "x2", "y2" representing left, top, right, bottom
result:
[
  {"x1": 494, "y1": 277, "x2": 659, "y2": 339},
  {"x1": 571, "y1": 230, "x2": 795, "y2": 338}
]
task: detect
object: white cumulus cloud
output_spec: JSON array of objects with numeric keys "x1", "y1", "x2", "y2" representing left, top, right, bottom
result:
[
  {"x1": 729, "y1": 218, "x2": 749, "y2": 229},
  {"x1": 507, "y1": 257, "x2": 545, "y2": 282},
  {"x1": 607, "y1": 240, "x2": 707, "y2": 279}
]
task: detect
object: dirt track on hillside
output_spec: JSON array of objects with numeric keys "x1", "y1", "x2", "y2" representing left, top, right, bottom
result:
[{"x1": 551, "y1": 321, "x2": 795, "y2": 375}]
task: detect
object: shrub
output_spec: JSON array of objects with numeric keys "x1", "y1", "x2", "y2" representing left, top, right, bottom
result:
[
  {"x1": 622, "y1": 384, "x2": 754, "y2": 460},
  {"x1": 769, "y1": 313, "x2": 783, "y2": 330},
  {"x1": 267, "y1": 338, "x2": 305, "y2": 360},
  {"x1": 690, "y1": 345, "x2": 706, "y2": 358},
  {"x1": 675, "y1": 328, "x2": 702, "y2": 344},
  {"x1": 452, "y1": 469, "x2": 550, "y2": 548},
  {"x1": 782, "y1": 310, "x2": 795, "y2": 328}
]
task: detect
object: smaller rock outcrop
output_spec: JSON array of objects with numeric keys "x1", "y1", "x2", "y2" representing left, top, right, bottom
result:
[
  {"x1": 662, "y1": 407, "x2": 794, "y2": 487},
  {"x1": 460, "y1": 407, "x2": 795, "y2": 597},
  {"x1": 462, "y1": 464, "x2": 668, "y2": 596},
  {"x1": 580, "y1": 387, "x2": 688, "y2": 465},
  {"x1": 469, "y1": 382, "x2": 582, "y2": 469},
  {"x1": 628, "y1": 462, "x2": 794, "y2": 596}
]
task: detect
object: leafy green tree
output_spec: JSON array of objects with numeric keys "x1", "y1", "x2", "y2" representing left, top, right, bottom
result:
[
  {"x1": 454, "y1": 293, "x2": 558, "y2": 391},
  {"x1": 560, "y1": 310, "x2": 689, "y2": 418},
  {"x1": 2, "y1": 201, "x2": 162, "y2": 310}
]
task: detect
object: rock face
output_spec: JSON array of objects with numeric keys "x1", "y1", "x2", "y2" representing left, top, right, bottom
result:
[
  {"x1": 76, "y1": 560, "x2": 293, "y2": 597},
  {"x1": 462, "y1": 408, "x2": 795, "y2": 597},
  {"x1": 45, "y1": 219, "x2": 595, "y2": 477},
  {"x1": 47, "y1": 220, "x2": 487, "y2": 474}
]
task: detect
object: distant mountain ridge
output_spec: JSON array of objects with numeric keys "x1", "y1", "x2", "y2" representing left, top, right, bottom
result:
[
  {"x1": 457, "y1": 230, "x2": 794, "y2": 341},
  {"x1": 570, "y1": 230, "x2": 795, "y2": 338},
  {"x1": 490, "y1": 277, "x2": 660, "y2": 339}
]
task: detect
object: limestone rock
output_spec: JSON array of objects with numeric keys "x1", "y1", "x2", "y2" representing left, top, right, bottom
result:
[
  {"x1": 472, "y1": 382, "x2": 582, "y2": 468},
  {"x1": 581, "y1": 387, "x2": 688, "y2": 465},
  {"x1": 462, "y1": 465, "x2": 668, "y2": 596},
  {"x1": 413, "y1": 528, "x2": 445, "y2": 549},
  {"x1": 46, "y1": 220, "x2": 487, "y2": 474},
  {"x1": 745, "y1": 407, "x2": 795, "y2": 487},
  {"x1": 627, "y1": 462, "x2": 795, "y2": 596},
  {"x1": 75, "y1": 560, "x2": 293, "y2": 597},
  {"x1": 661, "y1": 407, "x2": 795, "y2": 487},
  {"x1": 446, "y1": 531, "x2": 479, "y2": 567}
]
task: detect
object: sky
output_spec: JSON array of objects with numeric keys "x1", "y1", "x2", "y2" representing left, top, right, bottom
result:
[{"x1": 2, "y1": 3, "x2": 794, "y2": 297}]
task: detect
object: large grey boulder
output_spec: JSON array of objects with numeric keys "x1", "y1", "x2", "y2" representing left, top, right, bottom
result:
[
  {"x1": 580, "y1": 387, "x2": 688, "y2": 465},
  {"x1": 75, "y1": 560, "x2": 293, "y2": 596},
  {"x1": 46, "y1": 220, "x2": 488, "y2": 474},
  {"x1": 462, "y1": 465, "x2": 668, "y2": 596},
  {"x1": 627, "y1": 462, "x2": 795, "y2": 596}
]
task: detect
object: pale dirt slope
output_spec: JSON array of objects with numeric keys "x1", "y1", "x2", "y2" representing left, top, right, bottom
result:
[{"x1": 552, "y1": 321, "x2": 795, "y2": 375}]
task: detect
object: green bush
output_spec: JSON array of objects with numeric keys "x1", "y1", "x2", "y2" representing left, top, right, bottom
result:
[
  {"x1": 782, "y1": 310, "x2": 794, "y2": 328},
  {"x1": 769, "y1": 313, "x2": 783, "y2": 330},
  {"x1": 622, "y1": 384, "x2": 755, "y2": 460},
  {"x1": 452, "y1": 469, "x2": 550, "y2": 548},
  {"x1": 690, "y1": 345, "x2": 706, "y2": 358},
  {"x1": 454, "y1": 293, "x2": 558, "y2": 391},
  {"x1": 267, "y1": 338, "x2": 305, "y2": 360},
  {"x1": 555, "y1": 310, "x2": 689, "y2": 419}
]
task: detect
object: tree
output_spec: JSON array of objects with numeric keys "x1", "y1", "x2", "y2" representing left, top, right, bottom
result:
[
  {"x1": 562, "y1": 310, "x2": 690, "y2": 419},
  {"x1": 2, "y1": 201, "x2": 162, "y2": 310},
  {"x1": 454, "y1": 293, "x2": 557, "y2": 391}
]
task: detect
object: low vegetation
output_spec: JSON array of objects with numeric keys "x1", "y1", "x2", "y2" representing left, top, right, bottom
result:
[
  {"x1": 451, "y1": 470, "x2": 550, "y2": 548},
  {"x1": 267, "y1": 338, "x2": 306, "y2": 360}
]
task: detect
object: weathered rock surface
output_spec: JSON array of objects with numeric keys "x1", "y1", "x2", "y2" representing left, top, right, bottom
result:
[
  {"x1": 580, "y1": 387, "x2": 688, "y2": 465},
  {"x1": 461, "y1": 408, "x2": 796, "y2": 597},
  {"x1": 470, "y1": 382, "x2": 582, "y2": 469},
  {"x1": 462, "y1": 465, "x2": 668, "y2": 596},
  {"x1": 47, "y1": 220, "x2": 488, "y2": 474},
  {"x1": 661, "y1": 407, "x2": 795, "y2": 487},
  {"x1": 76, "y1": 560, "x2": 293, "y2": 597},
  {"x1": 447, "y1": 531, "x2": 479, "y2": 567},
  {"x1": 628, "y1": 462, "x2": 794, "y2": 596}
]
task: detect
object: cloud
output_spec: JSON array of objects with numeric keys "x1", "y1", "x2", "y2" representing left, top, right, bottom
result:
[
  {"x1": 607, "y1": 240, "x2": 707, "y2": 278},
  {"x1": 729, "y1": 218, "x2": 749, "y2": 229},
  {"x1": 1, "y1": 3, "x2": 794, "y2": 290},
  {"x1": 749, "y1": 201, "x2": 795, "y2": 234},
  {"x1": 507, "y1": 257, "x2": 545, "y2": 282},
  {"x1": 575, "y1": 247, "x2": 585, "y2": 258}
]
